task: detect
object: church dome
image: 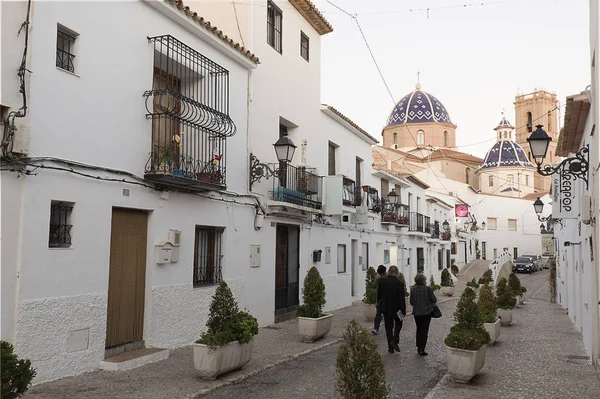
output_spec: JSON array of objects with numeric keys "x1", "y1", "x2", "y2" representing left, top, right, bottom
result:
[
  {"x1": 494, "y1": 115, "x2": 514, "y2": 130},
  {"x1": 386, "y1": 83, "x2": 454, "y2": 127},
  {"x1": 479, "y1": 140, "x2": 535, "y2": 169}
]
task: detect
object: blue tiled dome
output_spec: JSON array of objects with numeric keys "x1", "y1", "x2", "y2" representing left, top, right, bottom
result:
[
  {"x1": 387, "y1": 83, "x2": 454, "y2": 126},
  {"x1": 479, "y1": 140, "x2": 535, "y2": 170},
  {"x1": 494, "y1": 116, "x2": 514, "y2": 130}
]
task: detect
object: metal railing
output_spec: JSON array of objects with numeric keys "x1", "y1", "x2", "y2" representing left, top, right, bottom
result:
[
  {"x1": 381, "y1": 203, "x2": 410, "y2": 225},
  {"x1": 342, "y1": 177, "x2": 356, "y2": 206},
  {"x1": 270, "y1": 163, "x2": 322, "y2": 210},
  {"x1": 431, "y1": 221, "x2": 440, "y2": 239},
  {"x1": 424, "y1": 216, "x2": 431, "y2": 233},
  {"x1": 409, "y1": 212, "x2": 425, "y2": 232}
]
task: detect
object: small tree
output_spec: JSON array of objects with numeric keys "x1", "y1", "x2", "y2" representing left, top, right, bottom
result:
[
  {"x1": 496, "y1": 277, "x2": 516, "y2": 310},
  {"x1": 441, "y1": 268, "x2": 454, "y2": 287},
  {"x1": 1, "y1": 341, "x2": 36, "y2": 399},
  {"x1": 297, "y1": 266, "x2": 326, "y2": 318},
  {"x1": 478, "y1": 269, "x2": 493, "y2": 285},
  {"x1": 336, "y1": 320, "x2": 389, "y2": 399},
  {"x1": 508, "y1": 273, "x2": 525, "y2": 297},
  {"x1": 467, "y1": 277, "x2": 479, "y2": 289},
  {"x1": 477, "y1": 284, "x2": 498, "y2": 324},
  {"x1": 429, "y1": 275, "x2": 441, "y2": 291},
  {"x1": 444, "y1": 288, "x2": 491, "y2": 350},
  {"x1": 363, "y1": 267, "x2": 377, "y2": 305},
  {"x1": 197, "y1": 281, "x2": 258, "y2": 348}
]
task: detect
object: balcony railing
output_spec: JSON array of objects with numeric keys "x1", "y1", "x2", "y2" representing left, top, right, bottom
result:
[
  {"x1": 409, "y1": 212, "x2": 425, "y2": 232},
  {"x1": 269, "y1": 163, "x2": 322, "y2": 210},
  {"x1": 431, "y1": 221, "x2": 440, "y2": 239},
  {"x1": 143, "y1": 35, "x2": 235, "y2": 192},
  {"x1": 441, "y1": 230, "x2": 451, "y2": 241},
  {"x1": 381, "y1": 202, "x2": 410, "y2": 225},
  {"x1": 361, "y1": 186, "x2": 382, "y2": 213},
  {"x1": 342, "y1": 177, "x2": 356, "y2": 206},
  {"x1": 424, "y1": 216, "x2": 431, "y2": 233}
]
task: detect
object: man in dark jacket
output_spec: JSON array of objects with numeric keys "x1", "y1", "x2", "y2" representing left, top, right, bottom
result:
[
  {"x1": 371, "y1": 265, "x2": 387, "y2": 335},
  {"x1": 376, "y1": 265, "x2": 406, "y2": 353}
]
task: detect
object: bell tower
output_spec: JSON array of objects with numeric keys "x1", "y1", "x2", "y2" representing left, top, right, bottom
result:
[{"x1": 514, "y1": 89, "x2": 558, "y2": 191}]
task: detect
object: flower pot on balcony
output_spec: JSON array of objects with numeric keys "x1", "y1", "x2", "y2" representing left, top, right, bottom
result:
[
  {"x1": 497, "y1": 309, "x2": 513, "y2": 326},
  {"x1": 442, "y1": 286, "x2": 455, "y2": 296},
  {"x1": 363, "y1": 303, "x2": 377, "y2": 322},
  {"x1": 193, "y1": 339, "x2": 254, "y2": 380},
  {"x1": 298, "y1": 314, "x2": 333, "y2": 343},
  {"x1": 484, "y1": 319, "x2": 501, "y2": 345},
  {"x1": 382, "y1": 215, "x2": 391, "y2": 224},
  {"x1": 172, "y1": 168, "x2": 185, "y2": 177},
  {"x1": 446, "y1": 346, "x2": 487, "y2": 383}
]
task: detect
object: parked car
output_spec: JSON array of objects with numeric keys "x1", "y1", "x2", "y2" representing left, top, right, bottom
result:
[
  {"x1": 514, "y1": 257, "x2": 535, "y2": 274},
  {"x1": 522, "y1": 255, "x2": 543, "y2": 271}
]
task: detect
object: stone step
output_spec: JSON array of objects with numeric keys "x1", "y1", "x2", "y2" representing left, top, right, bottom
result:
[{"x1": 100, "y1": 347, "x2": 169, "y2": 372}]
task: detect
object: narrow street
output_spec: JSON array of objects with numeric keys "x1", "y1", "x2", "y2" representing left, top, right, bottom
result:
[{"x1": 204, "y1": 263, "x2": 553, "y2": 399}]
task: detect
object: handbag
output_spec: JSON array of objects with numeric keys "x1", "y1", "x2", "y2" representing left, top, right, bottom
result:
[{"x1": 431, "y1": 304, "x2": 442, "y2": 318}]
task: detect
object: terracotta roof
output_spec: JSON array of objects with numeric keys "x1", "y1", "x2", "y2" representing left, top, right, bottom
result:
[
  {"x1": 427, "y1": 148, "x2": 483, "y2": 164},
  {"x1": 288, "y1": 0, "x2": 333, "y2": 35},
  {"x1": 372, "y1": 148, "x2": 426, "y2": 175},
  {"x1": 373, "y1": 145, "x2": 424, "y2": 162},
  {"x1": 522, "y1": 192, "x2": 548, "y2": 201},
  {"x1": 165, "y1": 0, "x2": 260, "y2": 64},
  {"x1": 426, "y1": 195, "x2": 454, "y2": 209},
  {"x1": 323, "y1": 105, "x2": 379, "y2": 143},
  {"x1": 407, "y1": 175, "x2": 430, "y2": 189},
  {"x1": 557, "y1": 92, "x2": 590, "y2": 156}
]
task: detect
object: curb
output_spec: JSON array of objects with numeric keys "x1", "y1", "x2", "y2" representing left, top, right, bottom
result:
[{"x1": 188, "y1": 338, "x2": 343, "y2": 398}]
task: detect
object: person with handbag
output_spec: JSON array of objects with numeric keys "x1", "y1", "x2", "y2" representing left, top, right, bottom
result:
[
  {"x1": 371, "y1": 265, "x2": 387, "y2": 335},
  {"x1": 376, "y1": 265, "x2": 406, "y2": 354},
  {"x1": 410, "y1": 273, "x2": 438, "y2": 356}
]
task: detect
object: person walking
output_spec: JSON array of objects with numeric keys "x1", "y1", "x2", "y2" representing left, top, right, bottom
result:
[
  {"x1": 410, "y1": 273, "x2": 437, "y2": 356},
  {"x1": 371, "y1": 265, "x2": 387, "y2": 335},
  {"x1": 376, "y1": 265, "x2": 406, "y2": 353}
]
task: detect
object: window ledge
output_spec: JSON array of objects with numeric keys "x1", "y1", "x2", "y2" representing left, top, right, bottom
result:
[
  {"x1": 57, "y1": 67, "x2": 80, "y2": 78},
  {"x1": 49, "y1": 247, "x2": 74, "y2": 250}
]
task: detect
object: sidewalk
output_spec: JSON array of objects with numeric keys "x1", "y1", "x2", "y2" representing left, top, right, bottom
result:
[{"x1": 426, "y1": 276, "x2": 600, "y2": 399}]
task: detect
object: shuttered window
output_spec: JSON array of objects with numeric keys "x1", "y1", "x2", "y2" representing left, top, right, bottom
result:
[
  {"x1": 508, "y1": 219, "x2": 517, "y2": 231},
  {"x1": 381, "y1": 179, "x2": 389, "y2": 200},
  {"x1": 487, "y1": 218, "x2": 497, "y2": 230},
  {"x1": 194, "y1": 226, "x2": 224, "y2": 286},
  {"x1": 328, "y1": 142, "x2": 336, "y2": 176}
]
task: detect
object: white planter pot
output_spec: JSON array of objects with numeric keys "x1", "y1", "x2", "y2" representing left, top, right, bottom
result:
[
  {"x1": 298, "y1": 313, "x2": 333, "y2": 342},
  {"x1": 497, "y1": 309, "x2": 513, "y2": 326},
  {"x1": 363, "y1": 303, "x2": 377, "y2": 322},
  {"x1": 484, "y1": 319, "x2": 501, "y2": 345},
  {"x1": 442, "y1": 286, "x2": 455, "y2": 296},
  {"x1": 446, "y1": 346, "x2": 487, "y2": 383},
  {"x1": 193, "y1": 339, "x2": 254, "y2": 380}
]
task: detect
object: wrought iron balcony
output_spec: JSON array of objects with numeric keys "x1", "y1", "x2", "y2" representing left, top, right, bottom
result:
[
  {"x1": 360, "y1": 186, "x2": 382, "y2": 213},
  {"x1": 342, "y1": 177, "x2": 356, "y2": 206},
  {"x1": 409, "y1": 212, "x2": 427, "y2": 232},
  {"x1": 424, "y1": 216, "x2": 431, "y2": 233},
  {"x1": 143, "y1": 35, "x2": 235, "y2": 192},
  {"x1": 381, "y1": 202, "x2": 410, "y2": 225},
  {"x1": 431, "y1": 221, "x2": 440, "y2": 239},
  {"x1": 269, "y1": 163, "x2": 322, "y2": 210}
]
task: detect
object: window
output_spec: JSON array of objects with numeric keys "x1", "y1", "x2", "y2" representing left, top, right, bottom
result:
[
  {"x1": 49, "y1": 201, "x2": 74, "y2": 248},
  {"x1": 548, "y1": 111, "x2": 552, "y2": 131},
  {"x1": 300, "y1": 31, "x2": 309, "y2": 61},
  {"x1": 487, "y1": 217, "x2": 497, "y2": 230},
  {"x1": 342, "y1": 177, "x2": 356, "y2": 206},
  {"x1": 328, "y1": 141, "x2": 337, "y2": 176},
  {"x1": 361, "y1": 243, "x2": 369, "y2": 271},
  {"x1": 508, "y1": 219, "x2": 517, "y2": 231},
  {"x1": 381, "y1": 179, "x2": 389, "y2": 200},
  {"x1": 525, "y1": 175, "x2": 529, "y2": 187},
  {"x1": 56, "y1": 26, "x2": 77, "y2": 73},
  {"x1": 267, "y1": 1, "x2": 283, "y2": 53},
  {"x1": 417, "y1": 130, "x2": 425, "y2": 145},
  {"x1": 194, "y1": 226, "x2": 224, "y2": 286},
  {"x1": 527, "y1": 112, "x2": 533, "y2": 133},
  {"x1": 393, "y1": 132, "x2": 398, "y2": 145},
  {"x1": 355, "y1": 158, "x2": 363, "y2": 205},
  {"x1": 465, "y1": 168, "x2": 470, "y2": 185},
  {"x1": 337, "y1": 244, "x2": 346, "y2": 273},
  {"x1": 443, "y1": 131, "x2": 448, "y2": 147},
  {"x1": 507, "y1": 174, "x2": 514, "y2": 186},
  {"x1": 489, "y1": 175, "x2": 494, "y2": 186}
]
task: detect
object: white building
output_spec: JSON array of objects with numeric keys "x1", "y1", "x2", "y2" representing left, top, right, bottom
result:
[{"x1": 1, "y1": 0, "x2": 455, "y2": 383}]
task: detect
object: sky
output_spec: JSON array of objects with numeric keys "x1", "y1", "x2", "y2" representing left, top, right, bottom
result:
[{"x1": 315, "y1": 0, "x2": 590, "y2": 158}]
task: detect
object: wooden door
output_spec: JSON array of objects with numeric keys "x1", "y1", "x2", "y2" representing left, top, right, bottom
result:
[
  {"x1": 106, "y1": 208, "x2": 148, "y2": 349},
  {"x1": 275, "y1": 225, "x2": 300, "y2": 318}
]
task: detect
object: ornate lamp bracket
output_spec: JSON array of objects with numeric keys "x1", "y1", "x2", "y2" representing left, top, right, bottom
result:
[
  {"x1": 535, "y1": 145, "x2": 589, "y2": 189},
  {"x1": 249, "y1": 153, "x2": 279, "y2": 191}
]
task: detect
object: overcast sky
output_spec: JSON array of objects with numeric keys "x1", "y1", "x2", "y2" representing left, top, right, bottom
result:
[{"x1": 316, "y1": 0, "x2": 590, "y2": 158}]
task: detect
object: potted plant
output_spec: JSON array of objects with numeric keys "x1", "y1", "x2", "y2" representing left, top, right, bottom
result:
[
  {"x1": 193, "y1": 281, "x2": 258, "y2": 379},
  {"x1": 429, "y1": 275, "x2": 441, "y2": 292},
  {"x1": 363, "y1": 267, "x2": 377, "y2": 321},
  {"x1": 336, "y1": 320, "x2": 389, "y2": 398},
  {"x1": 441, "y1": 268, "x2": 455, "y2": 296},
  {"x1": 1, "y1": 341, "x2": 36, "y2": 399},
  {"x1": 477, "y1": 285, "x2": 500, "y2": 345},
  {"x1": 478, "y1": 269, "x2": 493, "y2": 286},
  {"x1": 495, "y1": 277, "x2": 516, "y2": 326},
  {"x1": 382, "y1": 213, "x2": 392, "y2": 223},
  {"x1": 450, "y1": 259, "x2": 459, "y2": 277},
  {"x1": 399, "y1": 272, "x2": 410, "y2": 297},
  {"x1": 475, "y1": 239, "x2": 481, "y2": 259},
  {"x1": 297, "y1": 267, "x2": 332, "y2": 342},
  {"x1": 467, "y1": 277, "x2": 479, "y2": 290},
  {"x1": 444, "y1": 288, "x2": 490, "y2": 383},
  {"x1": 197, "y1": 154, "x2": 224, "y2": 184},
  {"x1": 508, "y1": 273, "x2": 526, "y2": 306}
]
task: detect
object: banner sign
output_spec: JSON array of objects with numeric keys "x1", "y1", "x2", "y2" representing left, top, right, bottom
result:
[
  {"x1": 552, "y1": 171, "x2": 577, "y2": 219},
  {"x1": 455, "y1": 204, "x2": 469, "y2": 217}
]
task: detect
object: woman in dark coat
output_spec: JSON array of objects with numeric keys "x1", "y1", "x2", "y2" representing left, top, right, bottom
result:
[{"x1": 410, "y1": 273, "x2": 437, "y2": 356}]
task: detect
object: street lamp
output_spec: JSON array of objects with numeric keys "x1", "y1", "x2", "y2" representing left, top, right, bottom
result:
[
  {"x1": 442, "y1": 220, "x2": 450, "y2": 231},
  {"x1": 526, "y1": 124, "x2": 589, "y2": 189},
  {"x1": 532, "y1": 197, "x2": 552, "y2": 223},
  {"x1": 249, "y1": 133, "x2": 297, "y2": 190},
  {"x1": 463, "y1": 221, "x2": 469, "y2": 231},
  {"x1": 481, "y1": 221, "x2": 486, "y2": 230},
  {"x1": 387, "y1": 189, "x2": 399, "y2": 205}
]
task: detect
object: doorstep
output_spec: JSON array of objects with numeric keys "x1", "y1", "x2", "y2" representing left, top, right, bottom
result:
[{"x1": 100, "y1": 347, "x2": 169, "y2": 372}]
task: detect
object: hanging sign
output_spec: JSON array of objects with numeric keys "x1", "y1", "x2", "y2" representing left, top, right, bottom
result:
[
  {"x1": 541, "y1": 234, "x2": 554, "y2": 257},
  {"x1": 455, "y1": 205, "x2": 469, "y2": 217},
  {"x1": 552, "y1": 171, "x2": 577, "y2": 219}
]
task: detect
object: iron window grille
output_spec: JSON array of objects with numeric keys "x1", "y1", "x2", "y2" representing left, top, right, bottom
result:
[
  {"x1": 56, "y1": 29, "x2": 76, "y2": 73},
  {"x1": 194, "y1": 226, "x2": 224, "y2": 286},
  {"x1": 267, "y1": 1, "x2": 283, "y2": 53},
  {"x1": 300, "y1": 32, "x2": 309, "y2": 61},
  {"x1": 49, "y1": 201, "x2": 73, "y2": 248},
  {"x1": 144, "y1": 35, "x2": 236, "y2": 187}
]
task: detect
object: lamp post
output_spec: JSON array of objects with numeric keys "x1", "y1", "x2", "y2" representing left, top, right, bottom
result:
[
  {"x1": 481, "y1": 221, "x2": 486, "y2": 230},
  {"x1": 249, "y1": 134, "x2": 297, "y2": 191},
  {"x1": 463, "y1": 221, "x2": 469, "y2": 231},
  {"x1": 526, "y1": 124, "x2": 589, "y2": 189},
  {"x1": 533, "y1": 197, "x2": 553, "y2": 223},
  {"x1": 387, "y1": 189, "x2": 398, "y2": 206}
]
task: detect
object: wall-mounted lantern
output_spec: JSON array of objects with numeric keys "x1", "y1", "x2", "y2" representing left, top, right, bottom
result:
[{"x1": 249, "y1": 133, "x2": 297, "y2": 191}]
